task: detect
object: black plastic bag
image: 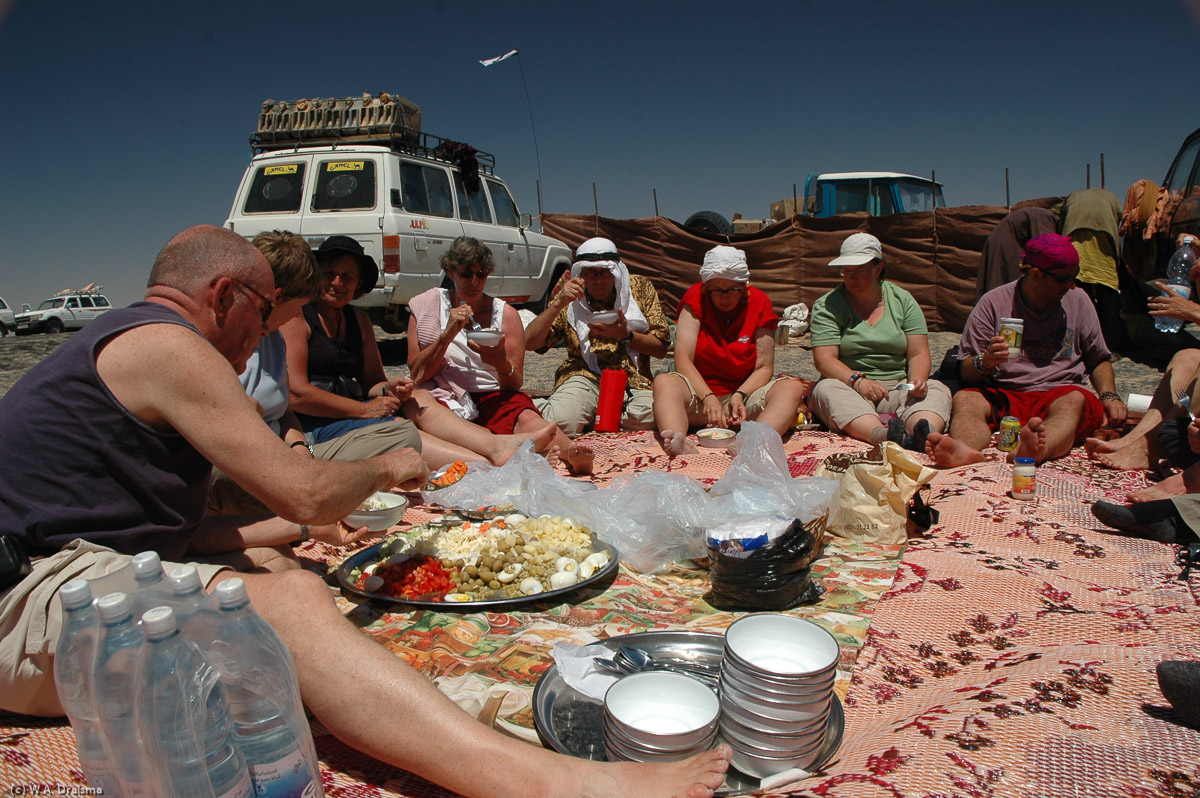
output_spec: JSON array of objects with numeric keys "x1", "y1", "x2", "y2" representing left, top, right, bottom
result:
[{"x1": 705, "y1": 515, "x2": 827, "y2": 611}]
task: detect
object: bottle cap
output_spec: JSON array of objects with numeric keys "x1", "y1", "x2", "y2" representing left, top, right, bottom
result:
[
  {"x1": 59, "y1": 578, "x2": 93, "y2": 610},
  {"x1": 131, "y1": 551, "x2": 163, "y2": 582},
  {"x1": 167, "y1": 565, "x2": 202, "y2": 596},
  {"x1": 96, "y1": 592, "x2": 132, "y2": 622},
  {"x1": 1014, "y1": 457, "x2": 1036, "y2": 465},
  {"x1": 141, "y1": 606, "x2": 177, "y2": 638},
  {"x1": 214, "y1": 578, "x2": 249, "y2": 609}
]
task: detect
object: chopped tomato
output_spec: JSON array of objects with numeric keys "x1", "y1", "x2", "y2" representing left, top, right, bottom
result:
[{"x1": 356, "y1": 555, "x2": 457, "y2": 600}]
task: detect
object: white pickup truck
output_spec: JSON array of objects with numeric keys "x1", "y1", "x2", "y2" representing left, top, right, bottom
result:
[{"x1": 224, "y1": 94, "x2": 572, "y2": 332}]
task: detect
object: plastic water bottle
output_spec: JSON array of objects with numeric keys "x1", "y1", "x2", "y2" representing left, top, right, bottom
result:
[
  {"x1": 130, "y1": 550, "x2": 169, "y2": 618},
  {"x1": 53, "y1": 580, "x2": 122, "y2": 796},
  {"x1": 166, "y1": 564, "x2": 222, "y2": 649},
  {"x1": 1156, "y1": 236, "x2": 1197, "y2": 333},
  {"x1": 93, "y1": 592, "x2": 152, "y2": 798},
  {"x1": 213, "y1": 579, "x2": 322, "y2": 798},
  {"x1": 138, "y1": 605, "x2": 253, "y2": 798}
]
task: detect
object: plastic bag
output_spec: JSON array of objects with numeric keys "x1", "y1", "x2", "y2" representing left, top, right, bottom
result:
[
  {"x1": 709, "y1": 421, "x2": 839, "y2": 523},
  {"x1": 815, "y1": 441, "x2": 937, "y2": 545},
  {"x1": 706, "y1": 514, "x2": 827, "y2": 611}
]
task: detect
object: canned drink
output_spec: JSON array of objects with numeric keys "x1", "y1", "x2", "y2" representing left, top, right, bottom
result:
[{"x1": 998, "y1": 416, "x2": 1021, "y2": 452}]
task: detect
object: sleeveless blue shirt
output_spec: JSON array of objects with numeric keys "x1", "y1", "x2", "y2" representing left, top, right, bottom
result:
[{"x1": 0, "y1": 303, "x2": 213, "y2": 559}]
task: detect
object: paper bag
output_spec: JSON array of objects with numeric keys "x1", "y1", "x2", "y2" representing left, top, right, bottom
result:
[{"x1": 814, "y1": 442, "x2": 937, "y2": 545}]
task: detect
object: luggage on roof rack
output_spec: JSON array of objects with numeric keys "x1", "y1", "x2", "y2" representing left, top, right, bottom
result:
[{"x1": 257, "y1": 93, "x2": 421, "y2": 139}]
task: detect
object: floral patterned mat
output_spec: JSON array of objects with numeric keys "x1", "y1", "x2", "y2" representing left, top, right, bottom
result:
[{"x1": 3, "y1": 432, "x2": 1199, "y2": 798}]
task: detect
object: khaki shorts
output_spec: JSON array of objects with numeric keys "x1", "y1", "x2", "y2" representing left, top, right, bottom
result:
[
  {"x1": 809, "y1": 377, "x2": 952, "y2": 433},
  {"x1": 0, "y1": 540, "x2": 229, "y2": 717},
  {"x1": 534, "y1": 374, "x2": 655, "y2": 437}
]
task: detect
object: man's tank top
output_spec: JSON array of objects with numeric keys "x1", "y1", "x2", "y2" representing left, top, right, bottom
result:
[{"x1": 0, "y1": 303, "x2": 212, "y2": 559}]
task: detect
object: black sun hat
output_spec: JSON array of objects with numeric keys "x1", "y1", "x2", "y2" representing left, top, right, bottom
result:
[{"x1": 317, "y1": 236, "x2": 379, "y2": 296}]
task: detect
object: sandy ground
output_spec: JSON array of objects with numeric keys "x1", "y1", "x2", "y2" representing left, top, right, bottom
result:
[{"x1": 0, "y1": 328, "x2": 1174, "y2": 401}]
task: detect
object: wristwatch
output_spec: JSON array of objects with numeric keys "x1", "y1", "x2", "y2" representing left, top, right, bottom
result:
[
  {"x1": 973, "y1": 352, "x2": 996, "y2": 375},
  {"x1": 620, "y1": 331, "x2": 634, "y2": 344}
]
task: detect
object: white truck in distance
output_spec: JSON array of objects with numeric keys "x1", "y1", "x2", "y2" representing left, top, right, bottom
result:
[{"x1": 224, "y1": 94, "x2": 572, "y2": 332}]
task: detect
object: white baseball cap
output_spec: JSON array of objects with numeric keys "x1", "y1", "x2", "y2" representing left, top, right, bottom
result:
[{"x1": 829, "y1": 232, "x2": 883, "y2": 267}]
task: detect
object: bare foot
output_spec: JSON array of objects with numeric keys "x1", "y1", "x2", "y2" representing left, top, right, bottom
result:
[
  {"x1": 658, "y1": 429, "x2": 688, "y2": 456},
  {"x1": 1128, "y1": 472, "x2": 1187, "y2": 503},
  {"x1": 493, "y1": 421, "x2": 558, "y2": 465},
  {"x1": 584, "y1": 744, "x2": 732, "y2": 798},
  {"x1": 925, "y1": 431, "x2": 985, "y2": 468},
  {"x1": 1092, "y1": 436, "x2": 1151, "y2": 470},
  {"x1": 1010, "y1": 417, "x2": 1046, "y2": 463},
  {"x1": 565, "y1": 441, "x2": 595, "y2": 475},
  {"x1": 1085, "y1": 436, "x2": 1121, "y2": 458}
]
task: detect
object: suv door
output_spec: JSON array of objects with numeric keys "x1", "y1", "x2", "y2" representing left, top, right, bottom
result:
[
  {"x1": 453, "y1": 173, "x2": 509, "y2": 296},
  {"x1": 299, "y1": 154, "x2": 383, "y2": 267},
  {"x1": 62, "y1": 296, "x2": 83, "y2": 330},
  {"x1": 1165, "y1": 127, "x2": 1200, "y2": 245},
  {"x1": 483, "y1": 177, "x2": 544, "y2": 303},
  {"x1": 392, "y1": 159, "x2": 464, "y2": 304}
]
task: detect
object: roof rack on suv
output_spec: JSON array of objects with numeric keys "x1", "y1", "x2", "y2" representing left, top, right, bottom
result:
[
  {"x1": 53, "y1": 284, "x2": 104, "y2": 297},
  {"x1": 250, "y1": 128, "x2": 496, "y2": 175}
]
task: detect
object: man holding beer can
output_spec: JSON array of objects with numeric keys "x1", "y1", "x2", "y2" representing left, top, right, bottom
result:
[{"x1": 926, "y1": 233, "x2": 1126, "y2": 467}]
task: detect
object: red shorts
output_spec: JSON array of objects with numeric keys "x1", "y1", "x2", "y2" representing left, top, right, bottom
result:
[
  {"x1": 471, "y1": 390, "x2": 541, "y2": 435},
  {"x1": 961, "y1": 385, "x2": 1107, "y2": 444}
]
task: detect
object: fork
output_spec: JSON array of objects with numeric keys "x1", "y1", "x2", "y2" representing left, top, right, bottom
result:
[{"x1": 1175, "y1": 388, "x2": 1196, "y2": 422}]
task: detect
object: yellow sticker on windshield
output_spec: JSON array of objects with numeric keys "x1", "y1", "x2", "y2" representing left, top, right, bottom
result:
[
  {"x1": 263, "y1": 164, "x2": 298, "y2": 176},
  {"x1": 326, "y1": 161, "x2": 365, "y2": 172}
]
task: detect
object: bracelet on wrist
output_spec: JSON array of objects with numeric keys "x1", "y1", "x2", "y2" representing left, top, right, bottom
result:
[
  {"x1": 1098, "y1": 391, "x2": 1122, "y2": 403},
  {"x1": 848, "y1": 371, "x2": 864, "y2": 387},
  {"x1": 699, "y1": 392, "x2": 714, "y2": 403},
  {"x1": 973, "y1": 352, "x2": 995, "y2": 375},
  {"x1": 297, "y1": 524, "x2": 309, "y2": 543},
  {"x1": 733, "y1": 389, "x2": 748, "y2": 402}
]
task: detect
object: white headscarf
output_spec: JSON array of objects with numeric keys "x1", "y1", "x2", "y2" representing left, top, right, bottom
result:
[
  {"x1": 699, "y1": 245, "x2": 751, "y2": 283},
  {"x1": 565, "y1": 237, "x2": 649, "y2": 374}
]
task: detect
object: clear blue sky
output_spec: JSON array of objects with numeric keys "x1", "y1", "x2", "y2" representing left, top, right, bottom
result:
[{"x1": 2, "y1": 0, "x2": 1198, "y2": 309}]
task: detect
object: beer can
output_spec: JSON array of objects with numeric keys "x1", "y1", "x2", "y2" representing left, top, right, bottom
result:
[{"x1": 998, "y1": 416, "x2": 1021, "y2": 452}]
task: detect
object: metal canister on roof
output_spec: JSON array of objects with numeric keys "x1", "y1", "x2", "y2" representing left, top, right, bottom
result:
[{"x1": 998, "y1": 416, "x2": 1021, "y2": 452}]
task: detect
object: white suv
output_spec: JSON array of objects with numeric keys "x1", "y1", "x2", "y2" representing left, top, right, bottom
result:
[
  {"x1": 0, "y1": 297, "x2": 14, "y2": 336},
  {"x1": 14, "y1": 290, "x2": 112, "y2": 335},
  {"x1": 224, "y1": 96, "x2": 572, "y2": 332}
]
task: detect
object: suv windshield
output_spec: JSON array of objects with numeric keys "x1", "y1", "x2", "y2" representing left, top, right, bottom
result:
[
  {"x1": 896, "y1": 180, "x2": 945, "y2": 212},
  {"x1": 37, "y1": 298, "x2": 64, "y2": 310}
]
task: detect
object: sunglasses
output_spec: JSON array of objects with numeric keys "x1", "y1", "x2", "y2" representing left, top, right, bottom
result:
[
  {"x1": 229, "y1": 277, "x2": 275, "y2": 324},
  {"x1": 1039, "y1": 268, "x2": 1077, "y2": 285},
  {"x1": 707, "y1": 285, "x2": 745, "y2": 297},
  {"x1": 457, "y1": 269, "x2": 492, "y2": 281}
]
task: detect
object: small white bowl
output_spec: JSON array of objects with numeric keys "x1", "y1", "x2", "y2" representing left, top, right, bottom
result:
[
  {"x1": 720, "y1": 679, "x2": 833, "y2": 726},
  {"x1": 465, "y1": 328, "x2": 502, "y2": 346},
  {"x1": 696, "y1": 427, "x2": 736, "y2": 448},
  {"x1": 719, "y1": 715, "x2": 827, "y2": 755},
  {"x1": 603, "y1": 671, "x2": 720, "y2": 748},
  {"x1": 343, "y1": 492, "x2": 408, "y2": 532},
  {"x1": 721, "y1": 658, "x2": 837, "y2": 695},
  {"x1": 724, "y1": 614, "x2": 841, "y2": 677},
  {"x1": 590, "y1": 310, "x2": 620, "y2": 325}
]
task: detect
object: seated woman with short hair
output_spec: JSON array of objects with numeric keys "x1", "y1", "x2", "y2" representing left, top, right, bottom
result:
[
  {"x1": 651, "y1": 245, "x2": 808, "y2": 455},
  {"x1": 808, "y1": 232, "x2": 950, "y2": 450}
]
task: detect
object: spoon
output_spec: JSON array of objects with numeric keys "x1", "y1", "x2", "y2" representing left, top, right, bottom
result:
[{"x1": 616, "y1": 644, "x2": 720, "y2": 684}]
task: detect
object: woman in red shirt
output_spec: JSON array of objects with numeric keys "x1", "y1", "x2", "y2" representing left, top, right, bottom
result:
[{"x1": 652, "y1": 246, "x2": 808, "y2": 455}]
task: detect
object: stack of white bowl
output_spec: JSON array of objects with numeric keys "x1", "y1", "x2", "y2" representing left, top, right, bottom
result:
[
  {"x1": 602, "y1": 670, "x2": 720, "y2": 762},
  {"x1": 718, "y1": 613, "x2": 840, "y2": 778}
]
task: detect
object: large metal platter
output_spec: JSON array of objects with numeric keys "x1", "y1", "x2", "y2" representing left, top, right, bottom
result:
[
  {"x1": 532, "y1": 629, "x2": 844, "y2": 795},
  {"x1": 336, "y1": 538, "x2": 619, "y2": 611}
]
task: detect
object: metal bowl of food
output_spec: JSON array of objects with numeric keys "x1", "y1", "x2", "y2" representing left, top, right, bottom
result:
[{"x1": 696, "y1": 427, "x2": 736, "y2": 448}]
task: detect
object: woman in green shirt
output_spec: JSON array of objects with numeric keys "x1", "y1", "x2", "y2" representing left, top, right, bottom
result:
[{"x1": 808, "y1": 233, "x2": 950, "y2": 450}]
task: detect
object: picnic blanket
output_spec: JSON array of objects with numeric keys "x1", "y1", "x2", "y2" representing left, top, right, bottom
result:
[{"x1": 2, "y1": 430, "x2": 1198, "y2": 798}]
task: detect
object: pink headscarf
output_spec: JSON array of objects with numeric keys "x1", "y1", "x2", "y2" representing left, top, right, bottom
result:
[{"x1": 1020, "y1": 233, "x2": 1079, "y2": 272}]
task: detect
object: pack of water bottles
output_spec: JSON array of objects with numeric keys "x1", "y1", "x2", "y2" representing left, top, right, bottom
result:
[{"x1": 54, "y1": 551, "x2": 323, "y2": 798}]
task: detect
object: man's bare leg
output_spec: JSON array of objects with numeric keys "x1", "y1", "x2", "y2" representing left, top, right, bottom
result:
[
  {"x1": 229, "y1": 570, "x2": 732, "y2": 798},
  {"x1": 925, "y1": 390, "x2": 991, "y2": 467},
  {"x1": 1016, "y1": 391, "x2": 1086, "y2": 464},
  {"x1": 1086, "y1": 349, "x2": 1200, "y2": 464},
  {"x1": 1011, "y1": 417, "x2": 1047, "y2": 462}
]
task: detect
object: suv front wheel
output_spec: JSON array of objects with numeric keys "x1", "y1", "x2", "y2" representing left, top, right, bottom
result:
[{"x1": 45, "y1": 318, "x2": 64, "y2": 334}]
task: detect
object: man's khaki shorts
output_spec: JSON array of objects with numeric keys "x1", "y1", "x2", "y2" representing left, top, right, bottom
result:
[{"x1": 0, "y1": 539, "x2": 228, "y2": 717}]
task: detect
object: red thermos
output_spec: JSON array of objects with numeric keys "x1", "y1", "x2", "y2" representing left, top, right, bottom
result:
[{"x1": 594, "y1": 369, "x2": 627, "y2": 433}]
